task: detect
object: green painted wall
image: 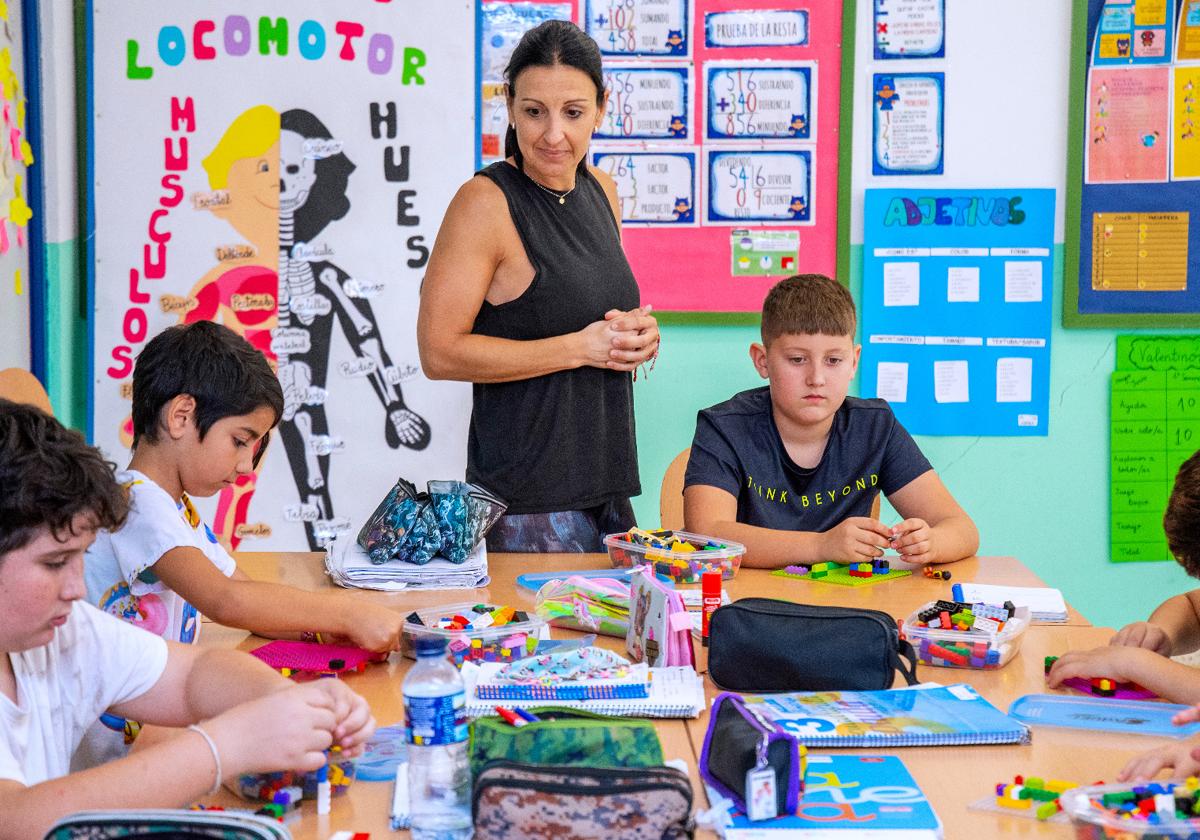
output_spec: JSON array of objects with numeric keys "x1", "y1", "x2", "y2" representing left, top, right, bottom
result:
[
  {"x1": 630, "y1": 245, "x2": 1195, "y2": 631},
  {"x1": 43, "y1": 239, "x2": 87, "y2": 430}
]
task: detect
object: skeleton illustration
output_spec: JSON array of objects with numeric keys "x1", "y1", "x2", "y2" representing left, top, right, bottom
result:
[{"x1": 276, "y1": 109, "x2": 431, "y2": 549}]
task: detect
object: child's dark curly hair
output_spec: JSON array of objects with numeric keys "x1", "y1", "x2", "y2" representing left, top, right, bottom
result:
[
  {"x1": 1165, "y1": 450, "x2": 1200, "y2": 576},
  {"x1": 0, "y1": 399, "x2": 128, "y2": 556}
]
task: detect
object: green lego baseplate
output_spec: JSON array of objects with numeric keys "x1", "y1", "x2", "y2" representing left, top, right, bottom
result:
[{"x1": 770, "y1": 564, "x2": 913, "y2": 587}]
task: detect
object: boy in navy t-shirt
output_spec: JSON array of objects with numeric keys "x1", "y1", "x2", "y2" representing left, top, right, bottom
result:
[{"x1": 684, "y1": 274, "x2": 979, "y2": 569}]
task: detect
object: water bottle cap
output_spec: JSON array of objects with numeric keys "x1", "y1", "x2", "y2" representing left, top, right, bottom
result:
[{"x1": 413, "y1": 634, "x2": 449, "y2": 656}]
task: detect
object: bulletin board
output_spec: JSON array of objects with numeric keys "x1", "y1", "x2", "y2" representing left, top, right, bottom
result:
[
  {"x1": 1064, "y1": 0, "x2": 1200, "y2": 327},
  {"x1": 476, "y1": 0, "x2": 858, "y2": 313},
  {"x1": 86, "y1": 2, "x2": 475, "y2": 552},
  {"x1": 860, "y1": 188, "x2": 1056, "y2": 437},
  {"x1": 1110, "y1": 335, "x2": 1200, "y2": 562}
]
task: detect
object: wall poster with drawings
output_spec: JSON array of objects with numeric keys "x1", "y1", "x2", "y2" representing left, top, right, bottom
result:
[
  {"x1": 583, "y1": 0, "x2": 852, "y2": 312},
  {"x1": 89, "y1": 2, "x2": 475, "y2": 552}
]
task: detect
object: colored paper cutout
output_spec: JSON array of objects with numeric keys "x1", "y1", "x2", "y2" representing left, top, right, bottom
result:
[
  {"x1": 1086, "y1": 67, "x2": 1170, "y2": 183},
  {"x1": 1174, "y1": 66, "x2": 1200, "y2": 179}
]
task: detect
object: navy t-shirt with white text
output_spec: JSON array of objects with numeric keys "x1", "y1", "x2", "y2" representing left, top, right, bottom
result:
[{"x1": 684, "y1": 387, "x2": 932, "y2": 533}]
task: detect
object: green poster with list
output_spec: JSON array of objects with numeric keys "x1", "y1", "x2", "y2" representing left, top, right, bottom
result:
[{"x1": 1111, "y1": 336, "x2": 1200, "y2": 562}]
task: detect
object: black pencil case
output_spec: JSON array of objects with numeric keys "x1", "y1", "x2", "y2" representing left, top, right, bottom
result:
[{"x1": 707, "y1": 598, "x2": 918, "y2": 692}]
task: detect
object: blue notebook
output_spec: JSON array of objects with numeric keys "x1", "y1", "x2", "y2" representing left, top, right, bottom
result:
[
  {"x1": 740, "y1": 684, "x2": 1029, "y2": 747},
  {"x1": 721, "y1": 754, "x2": 941, "y2": 838},
  {"x1": 1009, "y1": 694, "x2": 1200, "y2": 738}
]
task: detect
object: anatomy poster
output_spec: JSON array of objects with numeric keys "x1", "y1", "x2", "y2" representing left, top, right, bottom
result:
[{"x1": 89, "y1": 2, "x2": 474, "y2": 551}]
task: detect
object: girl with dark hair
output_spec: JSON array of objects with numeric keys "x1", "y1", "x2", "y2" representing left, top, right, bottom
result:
[{"x1": 417, "y1": 20, "x2": 660, "y2": 552}]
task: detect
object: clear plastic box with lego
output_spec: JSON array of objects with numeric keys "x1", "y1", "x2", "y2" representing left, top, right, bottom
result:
[
  {"x1": 1061, "y1": 781, "x2": 1200, "y2": 839},
  {"x1": 900, "y1": 599, "x2": 1030, "y2": 670},
  {"x1": 400, "y1": 602, "x2": 549, "y2": 668},
  {"x1": 603, "y1": 528, "x2": 746, "y2": 583}
]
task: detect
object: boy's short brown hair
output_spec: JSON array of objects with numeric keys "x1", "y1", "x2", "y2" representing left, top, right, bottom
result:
[
  {"x1": 1165, "y1": 450, "x2": 1200, "y2": 577},
  {"x1": 761, "y1": 274, "x2": 857, "y2": 345}
]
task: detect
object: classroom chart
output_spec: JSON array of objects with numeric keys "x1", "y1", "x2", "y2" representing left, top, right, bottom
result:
[
  {"x1": 861, "y1": 188, "x2": 1055, "y2": 437},
  {"x1": 873, "y1": 0, "x2": 945, "y2": 60},
  {"x1": 1068, "y1": 0, "x2": 1200, "y2": 324},
  {"x1": 587, "y1": 0, "x2": 847, "y2": 312},
  {"x1": 89, "y1": 2, "x2": 476, "y2": 553},
  {"x1": 1110, "y1": 335, "x2": 1200, "y2": 562}
]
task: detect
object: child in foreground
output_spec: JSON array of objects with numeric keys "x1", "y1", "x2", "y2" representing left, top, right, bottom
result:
[
  {"x1": 1050, "y1": 449, "x2": 1200, "y2": 778},
  {"x1": 683, "y1": 273, "x2": 978, "y2": 569},
  {"x1": 0, "y1": 398, "x2": 374, "y2": 839},
  {"x1": 77, "y1": 321, "x2": 402, "y2": 767}
]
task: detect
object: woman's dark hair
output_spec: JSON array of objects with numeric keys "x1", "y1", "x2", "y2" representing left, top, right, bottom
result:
[
  {"x1": 504, "y1": 19, "x2": 604, "y2": 173},
  {"x1": 0, "y1": 399, "x2": 128, "y2": 556},
  {"x1": 131, "y1": 321, "x2": 283, "y2": 468},
  {"x1": 280, "y1": 108, "x2": 356, "y2": 246}
]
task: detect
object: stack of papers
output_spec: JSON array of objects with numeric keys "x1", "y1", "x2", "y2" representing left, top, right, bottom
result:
[
  {"x1": 952, "y1": 582, "x2": 1068, "y2": 623},
  {"x1": 325, "y1": 534, "x2": 489, "y2": 591}
]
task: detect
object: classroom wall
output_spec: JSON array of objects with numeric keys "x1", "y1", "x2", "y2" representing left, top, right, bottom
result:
[{"x1": 27, "y1": 2, "x2": 1191, "y2": 627}]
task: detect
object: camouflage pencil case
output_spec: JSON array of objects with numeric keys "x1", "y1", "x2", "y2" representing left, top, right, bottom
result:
[
  {"x1": 473, "y1": 761, "x2": 694, "y2": 840},
  {"x1": 468, "y1": 707, "x2": 663, "y2": 777}
]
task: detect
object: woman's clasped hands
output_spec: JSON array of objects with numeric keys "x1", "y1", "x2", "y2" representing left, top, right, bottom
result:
[{"x1": 577, "y1": 305, "x2": 660, "y2": 372}]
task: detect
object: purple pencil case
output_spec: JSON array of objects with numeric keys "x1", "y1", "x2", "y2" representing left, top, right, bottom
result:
[{"x1": 700, "y1": 692, "x2": 805, "y2": 817}]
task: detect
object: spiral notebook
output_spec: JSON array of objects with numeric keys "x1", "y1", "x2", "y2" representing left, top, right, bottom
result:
[
  {"x1": 738, "y1": 684, "x2": 1029, "y2": 747},
  {"x1": 461, "y1": 661, "x2": 705, "y2": 718}
]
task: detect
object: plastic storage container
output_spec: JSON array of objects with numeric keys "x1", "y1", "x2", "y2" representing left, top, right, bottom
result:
[
  {"x1": 401, "y1": 601, "x2": 548, "y2": 667},
  {"x1": 900, "y1": 601, "x2": 1030, "y2": 670},
  {"x1": 235, "y1": 752, "x2": 357, "y2": 805},
  {"x1": 1061, "y1": 782, "x2": 1200, "y2": 839},
  {"x1": 604, "y1": 529, "x2": 746, "y2": 583}
]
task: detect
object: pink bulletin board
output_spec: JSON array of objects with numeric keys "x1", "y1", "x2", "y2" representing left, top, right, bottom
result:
[{"x1": 600, "y1": 0, "x2": 849, "y2": 313}]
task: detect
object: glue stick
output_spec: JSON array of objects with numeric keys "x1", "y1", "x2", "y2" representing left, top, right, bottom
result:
[{"x1": 702, "y1": 570, "x2": 722, "y2": 647}]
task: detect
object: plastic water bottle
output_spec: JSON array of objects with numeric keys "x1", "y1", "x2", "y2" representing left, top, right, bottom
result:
[{"x1": 403, "y1": 635, "x2": 473, "y2": 840}]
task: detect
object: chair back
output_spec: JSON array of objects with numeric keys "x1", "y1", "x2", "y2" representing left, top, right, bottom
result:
[
  {"x1": 0, "y1": 367, "x2": 52, "y2": 415},
  {"x1": 659, "y1": 447, "x2": 691, "y2": 530}
]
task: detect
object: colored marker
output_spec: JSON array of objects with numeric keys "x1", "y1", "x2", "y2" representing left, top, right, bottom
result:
[
  {"x1": 513, "y1": 707, "x2": 541, "y2": 723},
  {"x1": 494, "y1": 706, "x2": 526, "y2": 727}
]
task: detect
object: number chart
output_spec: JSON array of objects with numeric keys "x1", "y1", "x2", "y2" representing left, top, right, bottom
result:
[
  {"x1": 1110, "y1": 335, "x2": 1200, "y2": 562},
  {"x1": 586, "y1": 0, "x2": 848, "y2": 312}
]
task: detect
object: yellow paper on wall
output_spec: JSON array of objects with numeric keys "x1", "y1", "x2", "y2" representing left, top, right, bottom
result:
[{"x1": 1174, "y1": 66, "x2": 1200, "y2": 179}]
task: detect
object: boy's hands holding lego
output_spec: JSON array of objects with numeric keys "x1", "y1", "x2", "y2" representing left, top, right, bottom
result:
[
  {"x1": 333, "y1": 601, "x2": 403, "y2": 653},
  {"x1": 311, "y1": 679, "x2": 376, "y2": 756},
  {"x1": 206, "y1": 683, "x2": 342, "y2": 777},
  {"x1": 1046, "y1": 645, "x2": 1157, "y2": 689},
  {"x1": 820, "y1": 517, "x2": 893, "y2": 564},
  {"x1": 887, "y1": 518, "x2": 934, "y2": 564},
  {"x1": 1119, "y1": 735, "x2": 1200, "y2": 781},
  {"x1": 1111, "y1": 621, "x2": 1174, "y2": 655}
]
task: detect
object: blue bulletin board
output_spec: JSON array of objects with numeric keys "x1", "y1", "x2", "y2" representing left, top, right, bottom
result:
[{"x1": 861, "y1": 188, "x2": 1056, "y2": 436}]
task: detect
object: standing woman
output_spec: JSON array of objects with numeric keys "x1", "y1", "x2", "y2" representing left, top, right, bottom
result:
[{"x1": 418, "y1": 20, "x2": 659, "y2": 552}]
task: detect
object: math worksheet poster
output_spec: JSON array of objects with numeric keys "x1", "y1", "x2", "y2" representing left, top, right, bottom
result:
[
  {"x1": 861, "y1": 189, "x2": 1055, "y2": 436},
  {"x1": 89, "y1": 2, "x2": 475, "y2": 552}
]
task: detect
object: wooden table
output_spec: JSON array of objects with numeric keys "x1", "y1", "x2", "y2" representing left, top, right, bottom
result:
[{"x1": 194, "y1": 552, "x2": 1128, "y2": 838}]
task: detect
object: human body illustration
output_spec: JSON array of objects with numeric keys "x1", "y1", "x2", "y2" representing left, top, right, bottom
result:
[{"x1": 276, "y1": 108, "x2": 430, "y2": 550}]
